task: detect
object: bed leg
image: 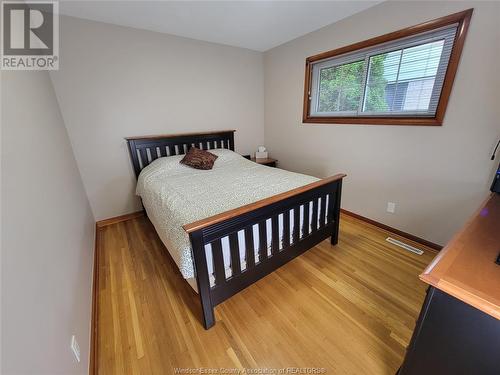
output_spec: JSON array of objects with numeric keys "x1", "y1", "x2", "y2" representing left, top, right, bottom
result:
[
  {"x1": 200, "y1": 295, "x2": 215, "y2": 329},
  {"x1": 331, "y1": 229, "x2": 339, "y2": 246},
  {"x1": 190, "y1": 231, "x2": 216, "y2": 329},
  {"x1": 330, "y1": 180, "x2": 343, "y2": 246}
]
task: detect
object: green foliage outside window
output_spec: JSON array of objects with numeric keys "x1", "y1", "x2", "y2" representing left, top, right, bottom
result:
[{"x1": 318, "y1": 55, "x2": 388, "y2": 113}]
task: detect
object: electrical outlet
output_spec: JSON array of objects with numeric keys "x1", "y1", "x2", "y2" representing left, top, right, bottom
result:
[
  {"x1": 71, "y1": 335, "x2": 81, "y2": 363},
  {"x1": 387, "y1": 202, "x2": 396, "y2": 214}
]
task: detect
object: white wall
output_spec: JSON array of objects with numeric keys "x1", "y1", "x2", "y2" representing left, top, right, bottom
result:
[
  {"x1": 50, "y1": 16, "x2": 265, "y2": 220},
  {"x1": 1, "y1": 71, "x2": 95, "y2": 374},
  {"x1": 264, "y1": 1, "x2": 500, "y2": 246}
]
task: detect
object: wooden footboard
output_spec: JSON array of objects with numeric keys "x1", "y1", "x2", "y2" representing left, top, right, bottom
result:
[{"x1": 183, "y1": 174, "x2": 345, "y2": 329}]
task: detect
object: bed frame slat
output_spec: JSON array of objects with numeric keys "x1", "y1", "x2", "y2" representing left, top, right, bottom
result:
[
  {"x1": 139, "y1": 149, "x2": 148, "y2": 169},
  {"x1": 293, "y1": 206, "x2": 300, "y2": 244},
  {"x1": 271, "y1": 215, "x2": 279, "y2": 255},
  {"x1": 319, "y1": 195, "x2": 327, "y2": 228},
  {"x1": 150, "y1": 147, "x2": 158, "y2": 161},
  {"x1": 165, "y1": 145, "x2": 172, "y2": 156},
  {"x1": 211, "y1": 239, "x2": 226, "y2": 287},
  {"x1": 228, "y1": 233, "x2": 241, "y2": 277},
  {"x1": 244, "y1": 226, "x2": 255, "y2": 270},
  {"x1": 282, "y1": 210, "x2": 290, "y2": 249},
  {"x1": 157, "y1": 146, "x2": 165, "y2": 158},
  {"x1": 311, "y1": 198, "x2": 318, "y2": 232},
  {"x1": 258, "y1": 220, "x2": 267, "y2": 263},
  {"x1": 302, "y1": 202, "x2": 310, "y2": 237}
]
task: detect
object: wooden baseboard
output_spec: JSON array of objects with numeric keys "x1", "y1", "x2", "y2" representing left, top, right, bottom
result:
[
  {"x1": 96, "y1": 210, "x2": 144, "y2": 228},
  {"x1": 89, "y1": 225, "x2": 100, "y2": 375},
  {"x1": 341, "y1": 209, "x2": 442, "y2": 251}
]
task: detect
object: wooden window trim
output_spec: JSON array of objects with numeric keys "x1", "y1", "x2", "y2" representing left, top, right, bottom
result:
[{"x1": 302, "y1": 9, "x2": 473, "y2": 126}]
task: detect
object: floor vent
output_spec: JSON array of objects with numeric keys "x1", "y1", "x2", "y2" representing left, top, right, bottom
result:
[{"x1": 386, "y1": 237, "x2": 424, "y2": 255}]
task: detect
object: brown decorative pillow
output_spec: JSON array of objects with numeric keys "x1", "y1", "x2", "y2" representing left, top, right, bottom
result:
[{"x1": 180, "y1": 147, "x2": 218, "y2": 170}]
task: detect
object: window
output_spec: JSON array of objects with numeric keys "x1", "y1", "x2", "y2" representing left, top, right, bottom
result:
[{"x1": 303, "y1": 9, "x2": 472, "y2": 125}]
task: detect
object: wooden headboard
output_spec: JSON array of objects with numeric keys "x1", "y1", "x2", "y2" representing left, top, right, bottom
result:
[{"x1": 125, "y1": 130, "x2": 235, "y2": 178}]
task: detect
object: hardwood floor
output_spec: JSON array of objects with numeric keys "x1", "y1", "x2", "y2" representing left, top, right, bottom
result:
[{"x1": 96, "y1": 214, "x2": 436, "y2": 374}]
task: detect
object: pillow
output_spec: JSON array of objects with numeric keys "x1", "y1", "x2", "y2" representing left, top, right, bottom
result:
[{"x1": 180, "y1": 147, "x2": 218, "y2": 170}]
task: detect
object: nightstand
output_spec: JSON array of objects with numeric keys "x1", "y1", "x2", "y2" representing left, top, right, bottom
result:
[{"x1": 251, "y1": 157, "x2": 277, "y2": 168}]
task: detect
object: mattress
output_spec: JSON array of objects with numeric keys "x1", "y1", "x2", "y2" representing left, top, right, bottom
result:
[{"x1": 136, "y1": 149, "x2": 325, "y2": 288}]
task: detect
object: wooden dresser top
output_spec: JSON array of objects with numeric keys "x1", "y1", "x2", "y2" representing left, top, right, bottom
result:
[{"x1": 420, "y1": 193, "x2": 500, "y2": 320}]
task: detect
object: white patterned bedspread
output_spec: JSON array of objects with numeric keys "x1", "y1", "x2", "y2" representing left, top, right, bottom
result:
[{"x1": 136, "y1": 149, "x2": 319, "y2": 282}]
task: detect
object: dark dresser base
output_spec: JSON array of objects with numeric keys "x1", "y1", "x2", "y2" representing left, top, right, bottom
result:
[{"x1": 398, "y1": 287, "x2": 500, "y2": 375}]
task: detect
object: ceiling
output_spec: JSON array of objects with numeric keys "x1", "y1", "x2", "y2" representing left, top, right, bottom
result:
[{"x1": 59, "y1": 1, "x2": 380, "y2": 51}]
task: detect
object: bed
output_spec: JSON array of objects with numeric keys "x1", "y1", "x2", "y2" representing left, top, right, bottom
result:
[{"x1": 126, "y1": 130, "x2": 345, "y2": 329}]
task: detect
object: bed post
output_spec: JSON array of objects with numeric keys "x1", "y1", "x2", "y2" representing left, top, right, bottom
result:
[
  {"x1": 189, "y1": 231, "x2": 215, "y2": 329},
  {"x1": 331, "y1": 179, "x2": 343, "y2": 246}
]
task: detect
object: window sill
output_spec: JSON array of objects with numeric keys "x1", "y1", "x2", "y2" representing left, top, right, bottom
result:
[{"x1": 302, "y1": 116, "x2": 443, "y2": 126}]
